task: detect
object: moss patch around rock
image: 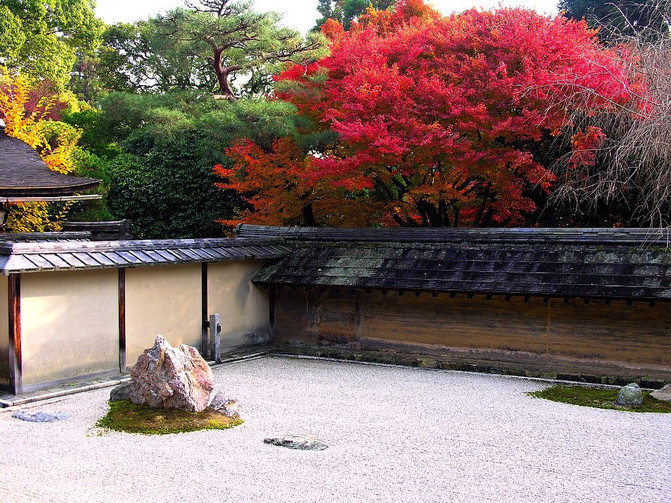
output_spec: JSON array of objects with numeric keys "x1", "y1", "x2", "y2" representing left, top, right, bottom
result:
[
  {"x1": 97, "y1": 400, "x2": 243, "y2": 435},
  {"x1": 529, "y1": 385, "x2": 671, "y2": 413}
]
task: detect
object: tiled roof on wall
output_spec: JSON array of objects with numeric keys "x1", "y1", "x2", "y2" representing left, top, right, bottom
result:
[
  {"x1": 0, "y1": 237, "x2": 292, "y2": 274},
  {"x1": 240, "y1": 225, "x2": 671, "y2": 301}
]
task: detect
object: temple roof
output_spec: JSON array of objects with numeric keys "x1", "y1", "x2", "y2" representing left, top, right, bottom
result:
[{"x1": 0, "y1": 132, "x2": 100, "y2": 198}]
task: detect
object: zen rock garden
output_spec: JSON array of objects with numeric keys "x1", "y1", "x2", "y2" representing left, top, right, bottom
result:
[
  {"x1": 103, "y1": 336, "x2": 329, "y2": 445},
  {"x1": 110, "y1": 335, "x2": 241, "y2": 419}
]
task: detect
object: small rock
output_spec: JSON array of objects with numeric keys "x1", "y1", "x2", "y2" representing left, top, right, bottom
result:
[
  {"x1": 13, "y1": 411, "x2": 71, "y2": 423},
  {"x1": 263, "y1": 435, "x2": 328, "y2": 451},
  {"x1": 110, "y1": 382, "x2": 132, "y2": 401},
  {"x1": 616, "y1": 383, "x2": 643, "y2": 406},
  {"x1": 208, "y1": 391, "x2": 242, "y2": 419},
  {"x1": 650, "y1": 384, "x2": 671, "y2": 402},
  {"x1": 418, "y1": 358, "x2": 438, "y2": 369},
  {"x1": 129, "y1": 335, "x2": 214, "y2": 412}
]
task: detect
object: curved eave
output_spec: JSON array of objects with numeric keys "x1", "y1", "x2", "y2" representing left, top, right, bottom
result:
[{"x1": 0, "y1": 179, "x2": 101, "y2": 197}]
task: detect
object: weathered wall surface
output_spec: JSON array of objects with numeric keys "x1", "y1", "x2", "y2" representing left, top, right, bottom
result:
[
  {"x1": 0, "y1": 276, "x2": 8, "y2": 388},
  {"x1": 274, "y1": 288, "x2": 671, "y2": 380},
  {"x1": 21, "y1": 270, "x2": 119, "y2": 386},
  {"x1": 125, "y1": 264, "x2": 202, "y2": 366},
  {"x1": 207, "y1": 261, "x2": 270, "y2": 351}
]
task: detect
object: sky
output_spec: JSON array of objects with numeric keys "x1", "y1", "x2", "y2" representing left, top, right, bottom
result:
[{"x1": 96, "y1": 0, "x2": 559, "y2": 33}]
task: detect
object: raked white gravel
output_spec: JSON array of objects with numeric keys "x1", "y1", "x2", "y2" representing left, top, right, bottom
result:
[{"x1": 1, "y1": 356, "x2": 669, "y2": 503}]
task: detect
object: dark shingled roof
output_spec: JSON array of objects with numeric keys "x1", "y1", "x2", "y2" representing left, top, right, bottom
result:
[
  {"x1": 0, "y1": 237, "x2": 292, "y2": 274},
  {"x1": 0, "y1": 231, "x2": 92, "y2": 243},
  {"x1": 0, "y1": 133, "x2": 100, "y2": 197},
  {"x1": 239, "y1": 225, "x2": 671, "y2": 301}
]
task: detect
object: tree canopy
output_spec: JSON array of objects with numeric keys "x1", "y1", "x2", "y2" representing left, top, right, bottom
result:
[
  {"x1": 0, "y1": 0, "x2": 104, "y2": 88},
  {"x1": 315, "y1": 0, "x2": 397, "y2": 30},
  {"x1": 99, "y1": 0, "x2": 326, "y2": 98},
  {"x1": 219, "y1": 0, "x2": 638, "y2": 228},
  {"x1": 96, "y1": 90, "x2": 302, "y2": 238}
]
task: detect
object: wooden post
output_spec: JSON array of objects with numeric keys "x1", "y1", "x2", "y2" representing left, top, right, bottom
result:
[
  {"x1": 118, "y1": 269, "x2": 126, "y2": 372},
  {"x1": 209, "y1": 314, "x2": 221, "y2": 364},
  {"x1": 8, "y1": 274, "x2": 22, "y2": 395},
  {"x1": 201, "y1": 263, "x2": 208, "y2": 358},
  {"x1": 269, "y1": 286, "x2": 276, "y2": 343}
]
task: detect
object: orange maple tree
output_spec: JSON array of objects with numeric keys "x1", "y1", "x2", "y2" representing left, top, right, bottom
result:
[{"x1": 217, "y1": 1, "x2": 640, "y2": 227}]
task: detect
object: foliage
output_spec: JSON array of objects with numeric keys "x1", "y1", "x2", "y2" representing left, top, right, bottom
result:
[
  {"x1": 550, "y1": 1, "x2": 671, "y2": 227},
  {"x1": 99, "y1": 90, "x2": 301, "y2": 238},
  {"x1": 0, "y1": 0, "x2": 104, "y2": 88},
  {"x1": 559, "y1": 0, "x2": 670, "y2": 43},
  {"x1": 218, "y1": 138, "x2": 381, "y2": 227},
  {"x1": 529, "y1": 385, "x2": 671, "y2": 413},
  {"x1": 99, "y1": 0, "x2": 326, "y2": 98},
  {"x1": 0, "y1": 68, "x2": 92, "y2": 231},
  {"x1": 315, "y1": 0, "x2": 397, "y2": 30},
  {"x1": 97, "y1": 399, "x2": 243, "y2": 435},
  {"x1": 221, "y1": 1, "x2": 637, "y2": 227}
]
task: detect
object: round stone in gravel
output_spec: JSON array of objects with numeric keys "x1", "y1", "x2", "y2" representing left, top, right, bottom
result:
[
  {"x1": 616, "y1": 383, "x2": 643, "y2": 406},
  {"x1": 263, "y1": 435, "x2": 328, "y2": 451},
  {"x1": 12, "y1": 411, "x2": 72, "y2": 423}
]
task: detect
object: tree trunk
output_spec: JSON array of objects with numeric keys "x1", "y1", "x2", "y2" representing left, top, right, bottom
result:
[{"x1": 211, "y1": 46, "x2": 236, "y2": 99}]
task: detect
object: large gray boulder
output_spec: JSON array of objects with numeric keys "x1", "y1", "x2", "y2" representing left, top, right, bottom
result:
[
  {"x1": 616, "y1": 383, "x2": 643, "y2": 406},
  {"x1": 128, "y1": 335, "x2": 214, "y2": 412}
]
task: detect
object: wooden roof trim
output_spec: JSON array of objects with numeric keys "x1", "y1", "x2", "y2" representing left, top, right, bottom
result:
[{"x1": 237, "y1": 224, "x2": 671, "y2": 246}]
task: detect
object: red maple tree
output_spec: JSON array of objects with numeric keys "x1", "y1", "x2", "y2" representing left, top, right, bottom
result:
[{"x1": 217, "y1": 0, "x2": 639, "y2": 227}]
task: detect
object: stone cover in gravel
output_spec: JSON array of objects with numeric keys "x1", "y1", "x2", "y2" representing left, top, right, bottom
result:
[
  {"x1": 12, "y1": 411, "x2": 71, "y2": 423},
  {"x1": 264, "y1": 435, "x2": 328, "y2": 450}
]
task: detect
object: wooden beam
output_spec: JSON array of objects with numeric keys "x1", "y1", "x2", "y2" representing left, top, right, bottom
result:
[
  {"x1": 8, "y1": 274, "x2": 21, "y2": 395},
  {"x1": 118, "y1": 269, "x2": 126, "y2": 372}
]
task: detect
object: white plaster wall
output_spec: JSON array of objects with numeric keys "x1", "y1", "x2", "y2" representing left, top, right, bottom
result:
[
  {"x1": 21, "y1": 270, "x2": 119, "y2": 386},
  {"x1": 207, "y1": 260, "x2": 270, "y2": 350},
  {"x1": 0, "y1": 276, "x2": 9, "y2": 388},
  {"x1": 125, "y1": 264, "x2": 202, "y2": 366}
]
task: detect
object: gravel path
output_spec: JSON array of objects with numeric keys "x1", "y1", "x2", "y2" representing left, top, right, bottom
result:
[{"x1": 1, "y1": 356, "x2": 669, "y2": 503}]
